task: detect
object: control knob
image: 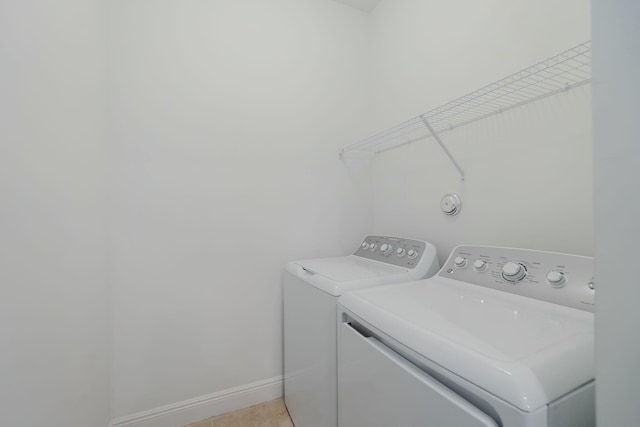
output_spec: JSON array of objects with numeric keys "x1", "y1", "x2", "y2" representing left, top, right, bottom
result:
[
  {"x1": 369, "y1": 243, "x2": 377, "y2": 251},
  {"x1": 380, "y1": 243, "x2": 393, "y2": 256},
  {"x1": 407, "y1": 249, "x2": 419, "y2": 260},
  {"x1": 454, "y1": 256, "x2": 467, "y2": 268},
  {"x1": 473, "y1": 259, "x2": 487, "y2": 272},
  {"x1": 396, "y1": 248, "x2": 406, "y2": 257},
  {"x1": 502, "y1": 262, "x2": 527, "y2": 282},
  {"x1": 547, "y1": 271, "x2": 566, "y2": 287},
  {"x1": 361, "y1": 242, "x2": 370, "y2": 251}
]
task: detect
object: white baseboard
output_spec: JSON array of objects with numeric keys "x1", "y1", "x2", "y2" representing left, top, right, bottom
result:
[{"x1": 110, "y1": 376, "x2": 284, "y2": 427}]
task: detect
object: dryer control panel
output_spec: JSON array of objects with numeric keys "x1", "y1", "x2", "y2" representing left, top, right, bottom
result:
[
  {"x1": 439, "y1": 245, "x2": 595, "y2": 312},
  {"x1": 354, "y1": 236, "x2": 427, "y2": 269}
]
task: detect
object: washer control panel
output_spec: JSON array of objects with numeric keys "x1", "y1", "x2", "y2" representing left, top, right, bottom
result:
[
  {"x1": 438, "y1": 245, "x2": 595, "y2": 312},
  {"x1": 354, "y1": 236, "x2": 427, "y2": 269}
]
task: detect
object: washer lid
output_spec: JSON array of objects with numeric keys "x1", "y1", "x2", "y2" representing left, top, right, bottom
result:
[
  {"x1": 297, "y1": 256, "x2": 405, "y2": 282},
  {"x1": 291, "y1": 256, "x2": 407, "y2": 296},
  {"x1": 339, "y1": 277, "x2": 595, "y2": 412}
]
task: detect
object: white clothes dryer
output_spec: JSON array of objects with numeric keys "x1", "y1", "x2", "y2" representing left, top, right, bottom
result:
[
  {"x1": 338, "y1": 245, "x2": 595, "y2": 427},
  {"x1": 283, "y1": 236, "x2": 440, "y2": 427}
]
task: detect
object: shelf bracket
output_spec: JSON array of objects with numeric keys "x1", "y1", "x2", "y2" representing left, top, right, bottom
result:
[{"x1": 421, "y1": 117, "x2": 465, "y2": 181}]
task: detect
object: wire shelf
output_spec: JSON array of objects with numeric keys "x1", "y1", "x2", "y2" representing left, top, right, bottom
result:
[{"x1": 340, "y1": 41, "x2": 592, "y2": 162}]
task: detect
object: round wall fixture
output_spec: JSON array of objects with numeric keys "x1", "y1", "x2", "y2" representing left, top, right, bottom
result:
[{"x1": 440, "y1": 193, "x2": 461, "y2": 215}]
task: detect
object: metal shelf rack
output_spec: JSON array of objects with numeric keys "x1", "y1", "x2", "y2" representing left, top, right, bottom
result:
[{"x1": 339, "y1": 41, "x2": 592, "y2": 181}]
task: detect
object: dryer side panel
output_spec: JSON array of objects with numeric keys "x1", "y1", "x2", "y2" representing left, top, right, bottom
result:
[{"x1": 548, "y1": 382, "x2": 595, "y2": 427}]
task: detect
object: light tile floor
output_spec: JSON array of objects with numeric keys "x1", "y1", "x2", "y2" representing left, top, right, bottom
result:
[{"x1": 185, "y1": 398, "x2": 294, "y2": 427}]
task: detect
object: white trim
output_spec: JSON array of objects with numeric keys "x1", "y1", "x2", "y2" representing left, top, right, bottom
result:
[{"x1": 110, "y1": 376, "x2": 283, "y2": 427}]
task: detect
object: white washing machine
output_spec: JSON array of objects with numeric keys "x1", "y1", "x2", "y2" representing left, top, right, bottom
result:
[
  {"x1": 283, "y1": 236, "x2": 440, "y2": 427},
  {"x1": 338, "y1": 245, "x2": 595, "y2": 427}
]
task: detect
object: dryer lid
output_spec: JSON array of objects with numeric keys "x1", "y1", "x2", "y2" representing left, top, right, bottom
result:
[{"x1": 339, "y1": 277, "x2": 595, "y2": 412}]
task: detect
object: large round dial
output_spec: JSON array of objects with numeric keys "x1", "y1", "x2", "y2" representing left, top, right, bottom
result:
[
  {"x1": 380, "y1": 243, "x2": 393, "y2": 255},
  {"x1": 502, "y1": 262, "x2": 527, "y2": 282}
]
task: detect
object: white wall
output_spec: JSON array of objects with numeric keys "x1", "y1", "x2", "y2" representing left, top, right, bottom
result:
[
  {"x1": 592, "y1": 0, "x2": 640, "y2": 425},
  {"x1": 368, "y1": 0, "x2": 592, "y2": 264},
  {"x1": 0, "y1": 1, "x2": 604, "y2": 424},
  {"x1": 0, "y1": 1, "x2": 110, "y2": 427},
  {"x1": 107, "y1": 0, "x2": 371, "y2": 418}
]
